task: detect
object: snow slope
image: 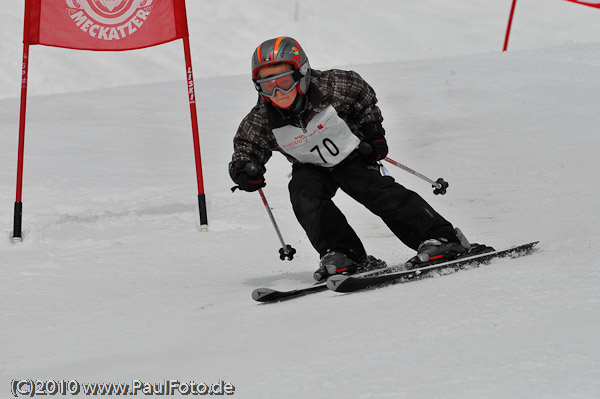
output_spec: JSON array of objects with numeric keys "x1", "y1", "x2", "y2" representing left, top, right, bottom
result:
[
  {"x1": 2, "y1": 1, "x2": 600, "y2": 399},
  {"x1": 2, "y1": 43, "x2": 600, "y2": 399}
]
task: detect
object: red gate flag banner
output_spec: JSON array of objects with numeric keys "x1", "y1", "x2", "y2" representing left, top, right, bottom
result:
[
  {"x1": 563, "y1": 0, "x2": 600, "y2": 8},
  {"x1": 14, "y1": 0, "x2": 208, "y2": 241},
  {"x1": 24, "y1": 0, "x2": 189, "y2": 51}
]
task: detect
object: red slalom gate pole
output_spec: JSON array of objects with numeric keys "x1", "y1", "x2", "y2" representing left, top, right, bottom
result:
[
  {"x1": 503, "y1": 0, "x2": 518, "y2": 52},
  {"x1": 13, "y1": 43, "x2": 30, "y2": 243},
  {"x1": 182, "y1": 36, "x2": 208, "y2": 231}
]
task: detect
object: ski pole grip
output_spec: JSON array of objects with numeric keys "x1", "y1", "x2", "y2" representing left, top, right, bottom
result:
[{"x1": 244, "y1": 162, "x2": 259, "y2": 177}]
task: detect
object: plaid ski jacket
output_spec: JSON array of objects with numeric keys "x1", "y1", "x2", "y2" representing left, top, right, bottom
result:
[{"x1": 229, "y1": 68, "x2": 384, "y2": 178}]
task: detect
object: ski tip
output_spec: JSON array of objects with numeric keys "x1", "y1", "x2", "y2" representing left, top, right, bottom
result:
[
  {"x1": 326, "y1": 274, "x2": 351, "y2": 292},
  {"x1": 252, "y1": 288, "x2": 277, "y2": 302},
  {"x1": 514, "y1": 241, "x2": 540, "y2": 253}
]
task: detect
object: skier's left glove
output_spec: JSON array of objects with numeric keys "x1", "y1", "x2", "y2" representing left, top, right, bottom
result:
[
  {"x1": 363, "y1": 136, "x2": 388, "y2": 164},
  {"x1": 360, "y1": 122, "x2": 388, "y2": 164}
]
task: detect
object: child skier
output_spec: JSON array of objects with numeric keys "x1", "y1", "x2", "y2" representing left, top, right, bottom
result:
[{"x1": 230, "y1": 36, "x2": 470, "y2": 281}]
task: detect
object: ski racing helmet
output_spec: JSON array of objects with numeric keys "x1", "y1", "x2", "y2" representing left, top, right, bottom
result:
[{"x1": 251, "y1": 37, "x2": 311, "y2": 99}]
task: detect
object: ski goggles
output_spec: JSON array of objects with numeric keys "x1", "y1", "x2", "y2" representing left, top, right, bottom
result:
[{"x1": 255, "y1": 70, "x2": 300, "y2": 97}]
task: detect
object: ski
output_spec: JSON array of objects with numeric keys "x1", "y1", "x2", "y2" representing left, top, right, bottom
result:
[
  {"x1": 252, "y1": 257, "x2": 387, "y2": 303},
  {"x1": 252, "y1": 242, "x2": 538, "y2": 302},
  {"x1": 251, "y1": 282, "x2": 328, "y2": 303},
  {"x1": 326, "y1": 241, "x2": 539, "y2": 293}
]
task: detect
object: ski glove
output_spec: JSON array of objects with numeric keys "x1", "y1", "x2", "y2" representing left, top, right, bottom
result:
[
  {"x1": 363, "y1": 136, "x2": 388, "y2": 164},
  {"x1": 360, "y1": 122, "x2": 388, "y2": 164},
  {"x1": 233, "y1": 161, "x2": 266, "y2": 192}
]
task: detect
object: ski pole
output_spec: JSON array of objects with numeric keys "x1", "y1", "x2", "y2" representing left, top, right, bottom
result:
[
  {"x1": 358, "y1": 142, "x2": 449, "y2": 195},
  {"x1": 256, "y1": 187, "x2": 296, "y2": 260},
  {"x1": 383, "y1": 157, "x2": 448, "y2": 195},
  {"x1": 244, "y1": 163, "x2": 296, "y2": 260}
]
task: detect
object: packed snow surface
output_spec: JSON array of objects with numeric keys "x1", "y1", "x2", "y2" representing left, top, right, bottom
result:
[{"x1": 1, "y1": 1, "x2": 599, "y2": 398}]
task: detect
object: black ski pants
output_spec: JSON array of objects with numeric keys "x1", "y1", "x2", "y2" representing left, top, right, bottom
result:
[{"x1": 288, "y1": 157, "x2": 457, "y2": 259}]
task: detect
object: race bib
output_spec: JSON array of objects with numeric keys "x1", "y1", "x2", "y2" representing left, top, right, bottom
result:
[{"x1": 273, "y1": 105, "x2": 360, "y2": 167}]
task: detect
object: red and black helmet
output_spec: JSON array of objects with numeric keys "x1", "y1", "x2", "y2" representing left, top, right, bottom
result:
[{"x1": 251, "y1": 36, "x2": 311, "y2": 97}]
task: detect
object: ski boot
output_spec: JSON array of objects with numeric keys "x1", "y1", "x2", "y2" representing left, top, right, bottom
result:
[
  {"x1": 406, "y1": 227, "x2": 472, "y2": 269},
  {"x1": 313, "y1": 251, "x2": 386, "y2": 282}
]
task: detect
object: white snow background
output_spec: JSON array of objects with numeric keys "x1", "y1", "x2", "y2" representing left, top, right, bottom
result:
[{"x1": 1, "y1": 0, "x2": 600, "y2": 398}]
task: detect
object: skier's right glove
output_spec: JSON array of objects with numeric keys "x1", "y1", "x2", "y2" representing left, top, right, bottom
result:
[{"x1": 232, "y1": 161, "x2": 266, "y2": 192}]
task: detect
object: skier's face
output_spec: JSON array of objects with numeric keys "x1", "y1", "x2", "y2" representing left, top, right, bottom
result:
[{"x1": 257, "y1": 64, "x2": 298, "y2": 109}]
